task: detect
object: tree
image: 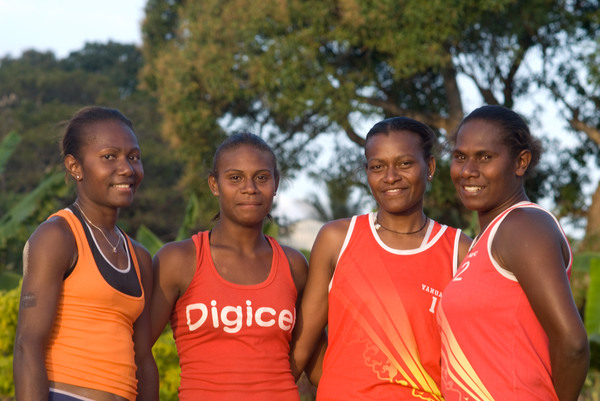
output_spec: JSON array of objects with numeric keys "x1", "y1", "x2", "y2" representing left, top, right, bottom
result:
[
  {"x1": 142, "y1": 0, "x2": 598, "y2": 233},
  {"x1": 305, "y1": 142, "x2": 372, "y2": 221},
  {"x1": 0, "y1": 43, "x2": 189, "y2": 270},
  {"x1": 539, "y1": 22, "x2": 600, "y2": 250}
]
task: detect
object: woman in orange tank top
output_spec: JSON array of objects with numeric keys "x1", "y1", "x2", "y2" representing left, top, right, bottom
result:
[{"x1": 13, "y1": 107, "x2": 158, "y2": 401}]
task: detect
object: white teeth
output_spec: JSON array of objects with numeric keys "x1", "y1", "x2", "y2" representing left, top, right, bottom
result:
[
  {"x1": 113, "y1": 184, "x2": 130, "y2": 188},
  {"x1": 385, "y1": 189, "x2": 401, "y2": 193},
  {"x1": 464, "y1": 186, "x2": 482, "y2": 193}
]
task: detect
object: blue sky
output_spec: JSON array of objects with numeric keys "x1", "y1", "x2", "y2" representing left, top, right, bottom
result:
[{"x1": 0, "y1": 0, "x2": 145, "y2": 58}]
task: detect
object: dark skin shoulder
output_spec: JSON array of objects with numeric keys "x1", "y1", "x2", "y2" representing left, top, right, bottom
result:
[
  {"x1": 150, "y1": 238, "x2": 197, "y2": 343},
  {"x1": 280, "y1": 244, "x2": 308, "y2": 296},
  {"x1": 492, "y1": 207, "x2": 589, "y2": 401},
  {"x1": 13, "y1": 215, "x2": 77, "y2": 400}
]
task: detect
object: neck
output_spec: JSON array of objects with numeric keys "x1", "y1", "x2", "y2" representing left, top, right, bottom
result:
[
  {"x1": 210, "y1": 221, "x2": 268, "y2": 251},
  {"x1": 375, "y1": 211, "x2": 428, "y2": 235},
  {"x1": 73, "y1": 199, "x2": 119, "y2": 229}
]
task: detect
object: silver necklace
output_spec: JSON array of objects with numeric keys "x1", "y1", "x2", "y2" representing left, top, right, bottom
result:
[
  {"x1": 74, "y1": 202, "x2": 121, "y2": 253},
  {"x1": 375, "y1": 215, "x2": 429, "y2": 235}
]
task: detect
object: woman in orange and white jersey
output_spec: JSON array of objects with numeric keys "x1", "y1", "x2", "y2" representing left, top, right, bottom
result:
[{"x1": 290, "y1": 117, "x2": 471, "y2": 400}]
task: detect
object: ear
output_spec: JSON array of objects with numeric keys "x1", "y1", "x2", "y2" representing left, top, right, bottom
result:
[
  {"x1": 515, "y1": 149, "x2": 532, "y2": 177},
  {"x1": 208, "y1": 175, "x2": 219, "y2": 196},
  {"x1": 427, "y1": 156, "x2": 436, "y2": 181},
  {"x1": 64, "y1": 154, "x2": 82, "y2": 181}
]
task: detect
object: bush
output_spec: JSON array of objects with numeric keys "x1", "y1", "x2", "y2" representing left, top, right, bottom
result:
[
  {"x1": 152, "y1": 328, "x2": 180, "y2": 401},
  {"x1": 0, "y1": 283, "x2": 20, "y2": 398}
]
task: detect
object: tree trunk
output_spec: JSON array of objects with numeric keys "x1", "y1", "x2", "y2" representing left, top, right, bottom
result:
[{"x1": 580, "y1": 180, "x2": 600, "y2": 252}]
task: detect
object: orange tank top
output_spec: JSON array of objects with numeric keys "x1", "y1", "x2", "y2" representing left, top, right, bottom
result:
[{"x1": 45, "y1": 208, "x2": 145, "y2": 400}]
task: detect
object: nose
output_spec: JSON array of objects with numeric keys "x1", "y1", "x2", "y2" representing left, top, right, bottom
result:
[
  {"x1": 241, "y1": 178, "x2": 258, "y2": 194},
  {"x1": 118, "y1": 157, "x2": 135, "y2": 176},
  {"x1": 383, "y1": 166, "x2": 401, "y2": 184},
  {"x1": 459, "y1": 158, "x2": 479, "y2": 178}
]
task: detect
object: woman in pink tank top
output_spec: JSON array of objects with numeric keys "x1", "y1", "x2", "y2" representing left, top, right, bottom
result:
[
  {"x1": 438, "y1": 105, "x2": 589, "y2": 401},
  {"x1": 150, "y1": 133, "x2": 310, "y2": 400}
]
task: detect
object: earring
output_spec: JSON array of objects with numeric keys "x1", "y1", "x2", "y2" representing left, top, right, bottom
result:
[{"x1": 76, "y1": 175, "x2": 80, "y2": 179}]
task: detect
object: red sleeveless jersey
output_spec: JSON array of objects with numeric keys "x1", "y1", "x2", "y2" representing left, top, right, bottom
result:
[
  {"x1": 437, "y1": 202, "x2": 572, "y2": 401},
  {"x1": 318, "y1": 213, "x2": 462, "y2": 401},
  {"x1": 170, "y1": 231, "x2": 300, "y2": 401}
]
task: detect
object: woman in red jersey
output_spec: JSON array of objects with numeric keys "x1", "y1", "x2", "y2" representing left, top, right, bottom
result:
[
  {"x1": 290, "y1": 117, "x2": 471, "y2": 400},
  {"x1": 13, "y1": 107, "x2": 158, "y2": 401},
  {"x1": 438, "y1": 105, "x2": 589, "y2": 401},
  {"x1": 150, "y1": 133, "x2": 308, "y2": 400}
]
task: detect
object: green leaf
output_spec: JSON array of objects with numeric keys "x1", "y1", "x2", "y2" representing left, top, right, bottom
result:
[
  {"x1": 585, "y1": 258, "x2": 600, "y2": 336},
  {"x1": 0, "y1": 131, "x2": 22, "y2": 175},
  {"x1": 135, "y1": 225, "x2": 165, "y2": 257},
  {"x1": 0, "y1": 171, "x2": 66, "y2": 247}
]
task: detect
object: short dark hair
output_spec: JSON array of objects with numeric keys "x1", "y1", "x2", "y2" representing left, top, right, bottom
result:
[
  {"x1": 61, "y1": 106, "x2": 133, "y2": 160},
  {"x1": 210, "y1": 132, "x2": 279, "y2": 181},
  {"x1": 365, "y1": 117, "x2": 437, "y2": 160},
  {"x1": 453, "y1": 105, "x2": 542, "y2": 175}
]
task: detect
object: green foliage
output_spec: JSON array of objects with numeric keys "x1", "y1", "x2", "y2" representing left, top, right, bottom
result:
[
  {"x1": 0, "y1": 131, "x2": 21, "y2": 175},
  {"x1": 0, "y1": 44, "x2": 190, "y2": 273},
  {"x1": 306, "y1": 142, "x2": 373, "y2": 221},
  {"x1": 152, "y1": 328, "x2": 180, "y2": 401},
  {"x1": 585, "y1": 259, "x2": 600, "y2": 336},
  {"x1": 0, "y1": 283, "x2": 20, "y2": 397},
  {"x1": 141, "y1": 0, "x2": 598, "y2": 237},
  {"x1": 136, "y1": 225, "x2": 165, "y2": 257},
  {"x1": 0, "y1": 271, "x2": 21, "y2": 292}
]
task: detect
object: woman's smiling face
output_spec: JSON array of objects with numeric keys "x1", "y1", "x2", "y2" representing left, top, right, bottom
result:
[{"x1": 450, "y1": 119, "x2": 527, "y2": 220}]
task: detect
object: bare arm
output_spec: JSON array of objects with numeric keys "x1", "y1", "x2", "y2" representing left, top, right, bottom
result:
[
  {"x1": 494, "y1": 208, "x2": 589, "y2": 401},
  {"x1": 13, "y1": 217, "x2": 76, "y2": 401},
  {"x1": 289, "y1": 219, "x2": 350, "y2": 381},
  {"x1": 149, "y1": 239, "x2": 197, "y2": 344},
  {"x1": 132, "y1": 242, "x2": 159, "y2": 401}
]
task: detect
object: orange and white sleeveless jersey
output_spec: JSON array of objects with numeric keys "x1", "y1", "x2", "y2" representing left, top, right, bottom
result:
[{"x1": 318, "y1": 213, "x2": 462, "y2": 401}]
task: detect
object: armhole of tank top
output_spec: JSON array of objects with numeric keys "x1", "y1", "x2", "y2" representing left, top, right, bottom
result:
[
  {"x1": 59, "y1": 209, "x2": 79, "y2": 280},
  {"x1": 123, "y1": 233, "x2": 144, "y2": 295},
  {"x1": 270, "y1": 236, "x2": 298, "y2": 297},
  {"x1": 328, "y1": 215, "x2": 358, "y2": 292},
  {"x1": 192, "y1": 232, "x2": 204, "y2": 273},
  {"x1": 487, "y1": 214, "x2": 518, "y2": 281},
  {"x1": 452, "y1": 228, "x2": 462, "y2": 277}
]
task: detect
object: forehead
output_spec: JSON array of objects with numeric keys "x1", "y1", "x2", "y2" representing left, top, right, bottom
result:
[
  {"x1": 85, "y1": 120, "x2": 139, "y2": 148},
  {"x1": 217, "y1": 144, "x2": 275, "y2": 171},
  {"x1": 365, "y1": 130, "x2": 423, "y2": 159},
  {"x1": 454, "y1": 119, "x2": 505, "y2": 151}
]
